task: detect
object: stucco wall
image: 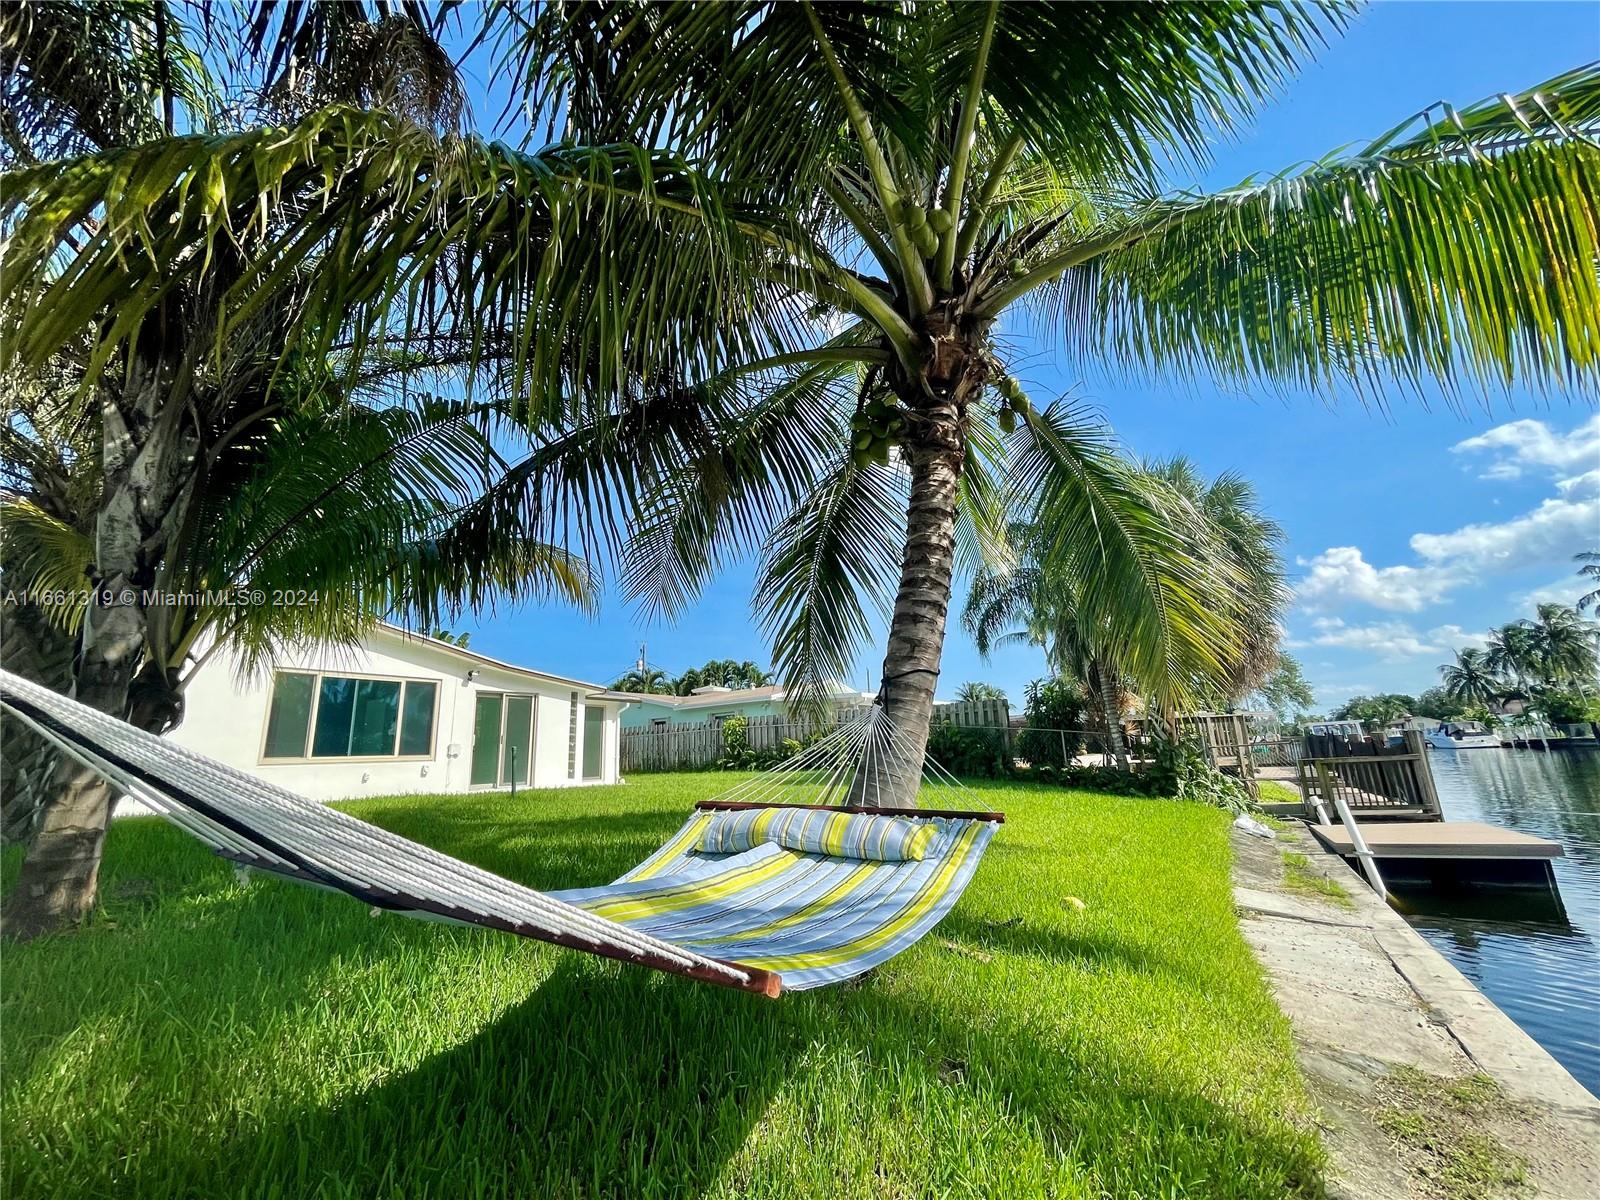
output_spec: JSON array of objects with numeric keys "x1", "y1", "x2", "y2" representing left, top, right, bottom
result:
[{"x1": 159, "y1": 629, "x2": 620, "y2": 805}]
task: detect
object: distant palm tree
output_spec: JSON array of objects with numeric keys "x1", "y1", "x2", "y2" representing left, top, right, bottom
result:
[
  {"x1": 1485, "y1": 622, "x2": 1540, "y2": 688},
  {"x1": 1576, "y1": 551, "x2": 1600, "y2": 614},
  {"x1": 1141, "y1": 457, "x2": 1290, "y2": 704},
  {"x1": 962, "y1": 463, "x2": 1269, "y2": 770},
  {"x1": 612, "y1": 667, "x2": 674, "y2": 695},
  {"x1": 1438, "y1": 648, "x2": 1502, "y2": 707},
  {"x1": 955, "y1": 682, "x2": 1007, "y2": 704},
  {"x1": 1525, "y1": 603, "x2": 1599, "y2": 686}
]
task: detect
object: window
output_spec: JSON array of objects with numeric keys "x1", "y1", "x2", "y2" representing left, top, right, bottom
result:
[
  {"x1": 650, "y1": 718, "x2": 668, "y2": 730},
  {"x1": 262, "y1": 672, "x2": 438, "y2": 761}
]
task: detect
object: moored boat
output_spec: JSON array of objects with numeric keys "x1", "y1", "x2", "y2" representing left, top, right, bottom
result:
[{"x1": 1424, "y1": 720, "x2": 1500, "y2": 749}]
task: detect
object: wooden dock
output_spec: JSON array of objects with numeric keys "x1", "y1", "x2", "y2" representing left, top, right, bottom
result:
[
  {"x1": 1309, "y1": 820, "x2": 1563, "y2": 888},
  {"x1": 1309, "y1": 820, "x2": 1563, "y2": 861}
]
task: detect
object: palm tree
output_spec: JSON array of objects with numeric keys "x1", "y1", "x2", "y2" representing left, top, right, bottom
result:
[
  {"x1": 1, "y1": 360, "x2": 594, "y2": 924},
  {"x1": 964, "y1": 458, "x2": 1280, "y2": 768},
  {"x1": 1525, "y1": 603, "x2": 1599, "y2": 686},
  {"x1": 1439, "y1": 648, "x2": 1502, "y2": 708},
  {"x1": 671, "y1": 660, "x2": 774, "y2": 694},
  {"x1": 612, "y1": 667, "x2": 673, "y2": 695},
  {"x1": 1141, "y1": 457, "x2": 1291, "y2": 705},
  {"x1": 6, "y1": 4, "x2": 1598, "y2": 825},
  {"x1": 955, "y1": 682, "x2": 1006, "y2": 704},
  {"x1": 1486, "y1": 622, "x2": 1541, "y2": 689},
  {"x1": 1575, "y1": 551, "x2": 1600, "y2": 615},
  {"x1": 0, "y1": 4, "x2": 590, "y2": 934}
]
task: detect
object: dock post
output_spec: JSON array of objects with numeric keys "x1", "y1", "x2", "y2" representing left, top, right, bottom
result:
[
  {"x1": 1330, "y1": 786, "x2": 1387, "y2": 898},
  {"x1": 1404, "y1": 729, "x2": 1444, "y2": 818}
]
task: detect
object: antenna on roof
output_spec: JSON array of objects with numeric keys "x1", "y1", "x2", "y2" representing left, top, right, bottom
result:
[{"x1": 636, "y1": 642, "x2": 647, "y2": 673}]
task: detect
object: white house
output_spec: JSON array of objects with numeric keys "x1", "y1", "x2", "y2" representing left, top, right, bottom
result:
[{"x1": 165, "y1": 625, "x2": 625, "y2": 802}]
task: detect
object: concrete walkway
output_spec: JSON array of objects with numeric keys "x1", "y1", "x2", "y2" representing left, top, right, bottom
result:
[{"x1": 1233, "y1": 821, "x2": 1599, "y2": 1199}]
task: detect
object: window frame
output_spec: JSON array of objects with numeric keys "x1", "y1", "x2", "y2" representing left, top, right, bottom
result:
[{"x1": 258, "y1": 669, "x2": 441, "y2": 765}]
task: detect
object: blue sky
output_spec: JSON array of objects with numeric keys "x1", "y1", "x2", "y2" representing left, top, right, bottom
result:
[{"x1": 446, "y1": 2, "x2": 1600, "y2": 710}]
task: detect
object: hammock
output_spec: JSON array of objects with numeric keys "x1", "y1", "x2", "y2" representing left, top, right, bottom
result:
[{"x1": 0, "y1": 669, "x2": 1000, "y2": 996}]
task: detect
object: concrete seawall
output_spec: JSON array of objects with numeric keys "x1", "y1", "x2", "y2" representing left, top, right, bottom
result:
[{"x1": 1233, "y1": 821, "x2": 1599, "y2": 1198}]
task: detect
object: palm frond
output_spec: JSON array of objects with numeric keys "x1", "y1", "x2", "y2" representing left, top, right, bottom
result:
[
  {"x1": 0, "y1": 497, "x2": 93, "y2": 634},
  {"x1": 1007, "y1": 403, "x2": 1245, "y2": 711},
  {"x1": 1, "y1": 108, "x2": 814, "y2": 419},
  {"x1": 1033, "y1": 65, "x2": 1600, "y2": 395},
  {"x1": 754, "y1": 457, "x2": 906, "y2": 711}
]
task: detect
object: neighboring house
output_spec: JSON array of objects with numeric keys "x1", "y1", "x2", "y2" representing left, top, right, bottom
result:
[
  {"x1": 611, "y1": 683, "x2": 874, "y2": 731},
  {"x1": 164, "y1": 624, "x2": 625, "y2": 803},
  {"x1": 1492, "y1": 692, "x2": 1531, "y2": 717}
]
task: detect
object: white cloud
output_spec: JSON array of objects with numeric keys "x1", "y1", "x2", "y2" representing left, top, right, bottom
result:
[
  {"x1": 1425, "y1": 624, "x2": 1489, "y2": 653},
  {"x1": 1295, "y1": 415, "x2": 1599, "y2": 614},
  {"x1": 1516, "y1": 575, "x2": 1593, "y2": 611},
  {"x1": 1295, "y1": 547, "x2": 1461, "y2": 612},
  {"x1": 1291, "y1": 618, "x2": 1489, "y2": 663},
  {"x1": 1298, "y1": 618, "x2": 1441, "y2": 660},
  {"x1": 1451, "y1": 413, "x2": 1600, "y2": 481},
  {"x1": 1315, "y1": 682, "x2": 1378, "y2": 705},
  {"x1": 1407, "y1": 490, "x2": 1598, "y2": 575}
]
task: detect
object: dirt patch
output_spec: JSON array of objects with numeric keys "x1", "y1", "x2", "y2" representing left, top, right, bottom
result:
[{"x1": 1370, "y1": 1068, "x2": 1528, "y2": 1199}]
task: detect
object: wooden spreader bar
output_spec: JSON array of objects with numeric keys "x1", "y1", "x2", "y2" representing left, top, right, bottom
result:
[{"x1": 695, "y1": 799, "x2": 1005, "y2": 823}]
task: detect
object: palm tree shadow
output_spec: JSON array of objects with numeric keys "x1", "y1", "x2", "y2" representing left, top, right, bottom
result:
[{"x1": 120, "y1": 959, "x2": 809, "y2": 1198}]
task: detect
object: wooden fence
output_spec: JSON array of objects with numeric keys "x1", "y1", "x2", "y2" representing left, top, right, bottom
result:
[
  {"x1": 1249, "y1": 736, "x2": 1304, "y2": 768},
  {"x1": 619, "y1": 698, "x2": 1011, "y2": 773},
  {"x1": 1294, "y1": 729, "x2": 1441, "y2": 821}
]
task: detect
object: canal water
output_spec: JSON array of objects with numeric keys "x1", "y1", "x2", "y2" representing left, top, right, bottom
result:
[{"x1": 1389, "y1": 748, "x2": 1600, "y2": 1097}]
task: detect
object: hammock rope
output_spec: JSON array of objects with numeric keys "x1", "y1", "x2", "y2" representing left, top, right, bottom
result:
[{"x1": 0, "y1": 669, "x2": 1000, "y2": 995}]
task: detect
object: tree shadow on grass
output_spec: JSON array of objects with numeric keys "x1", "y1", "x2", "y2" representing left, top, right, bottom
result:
[
  {"x1": 934, "y1": 908, "x2": 1167, "y2": 976},
  {"x1": 113, "y1": 959, "x2": 807, "y2": 1200}
]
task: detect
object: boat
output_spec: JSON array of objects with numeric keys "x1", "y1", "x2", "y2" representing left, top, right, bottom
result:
[{"x1": 1424, "y1": 721, "x2": 1500, "y2": 750}]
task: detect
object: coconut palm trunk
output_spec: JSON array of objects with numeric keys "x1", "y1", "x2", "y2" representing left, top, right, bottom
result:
[
  {"x1": 865, "y1": 385, "x2": 970, "y2": 806},
  {"x1": 3, "y1": 357, "x2": 198, "y2": 938}
]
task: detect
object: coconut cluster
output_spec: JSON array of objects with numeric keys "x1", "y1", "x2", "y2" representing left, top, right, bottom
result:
[
  {"x1": 850, "y1": 395, "x2": 908, "y2": 468},
  {"x1": 893, "y1": 196, "x2": 953, "y2": 260}
]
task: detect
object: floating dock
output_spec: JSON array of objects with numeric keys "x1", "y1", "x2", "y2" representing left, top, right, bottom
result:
[{"x1": 1309, "y1": 820, "x2": 1563, "y2": 888}]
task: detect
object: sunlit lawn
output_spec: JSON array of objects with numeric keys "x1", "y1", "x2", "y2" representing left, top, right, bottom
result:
[{"x1": 2, "y1": 774, "x2": 1323, "y2": 1198}]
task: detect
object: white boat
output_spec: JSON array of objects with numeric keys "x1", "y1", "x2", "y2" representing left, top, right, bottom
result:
[{"x1": 1424, "y1": 721, "x2": 1500, "y2": 750}]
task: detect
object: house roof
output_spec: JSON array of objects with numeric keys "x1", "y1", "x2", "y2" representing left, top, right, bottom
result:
[{"x1": 376, "y1": 624, "x2": 613, "y2": 697}]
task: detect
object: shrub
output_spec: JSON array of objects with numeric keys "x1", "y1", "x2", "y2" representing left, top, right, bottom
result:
[
  {"x1": 1534, "y1": 688, "x2": 1600, "y2": 725},
  {"x1": 1144, "y1": 732, "x2": 1251, "y2": 813},
  {"x1": 1015, "y1": 678, "x2": 1085, "y2": 767},
  {"x1": 926, "y1": 722, "x2": 1013, "y2": 778}
]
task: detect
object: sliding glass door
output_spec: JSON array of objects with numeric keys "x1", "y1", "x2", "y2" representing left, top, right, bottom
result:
[{"x1": 469, "y1": 693, "x2": 536, "y2": 788}]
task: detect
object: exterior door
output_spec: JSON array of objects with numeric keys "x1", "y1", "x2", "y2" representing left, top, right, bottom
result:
[
  {"x1": 501, "y1": 695, "x2": 534, "y2": 785},
  {"x1": 469, "y1": 693, "x2": 536, "y2": 788}
]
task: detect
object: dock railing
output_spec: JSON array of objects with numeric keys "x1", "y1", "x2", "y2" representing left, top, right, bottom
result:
[{"x1": 1295, "y1": 729, "x2": 1442, "y2": 822}]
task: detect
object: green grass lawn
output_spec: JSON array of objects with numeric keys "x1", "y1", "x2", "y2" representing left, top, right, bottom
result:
[
  {"x1": 2, "y1": 776, "x2": 1323, "y2": 1199},
  {"x1": 1256, "y1": 779, "x2": 1301, "y2": 806}
]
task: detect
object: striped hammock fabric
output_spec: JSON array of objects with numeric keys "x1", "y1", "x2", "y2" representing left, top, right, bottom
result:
[
  {"x1": 552, "y1": 808, "x2": 997, "y2": 991},
  {"x1": 0, "y1": 669, "x2": 1000, "y2": 996}
]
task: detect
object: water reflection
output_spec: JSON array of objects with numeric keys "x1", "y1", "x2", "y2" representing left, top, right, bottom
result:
[{"x1": 1404, "y1": 748, "x2": 1600, "y2": 1096}]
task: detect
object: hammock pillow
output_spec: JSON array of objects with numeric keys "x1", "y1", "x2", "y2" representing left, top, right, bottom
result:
[{"x1": 699, "y1": 808, "x2": 937, "y2": 862}]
